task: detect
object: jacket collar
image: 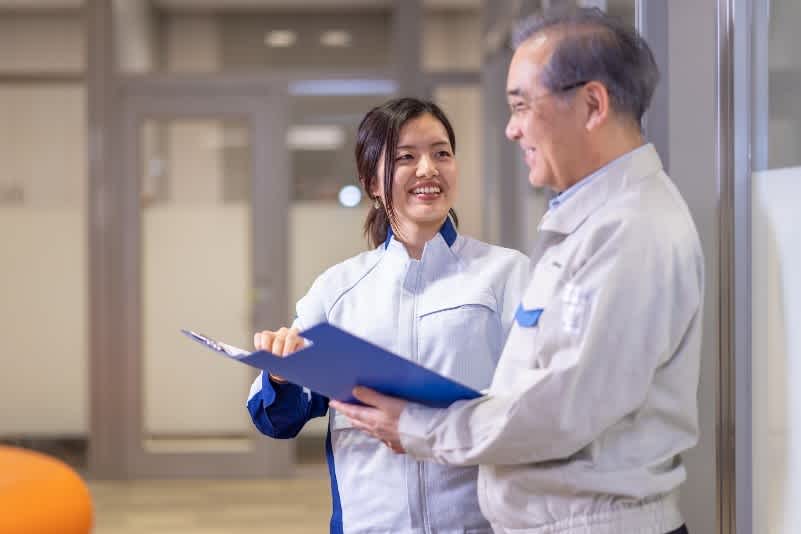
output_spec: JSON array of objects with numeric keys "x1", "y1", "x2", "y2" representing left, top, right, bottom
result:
[
  {"x1": 383, "y1": 216, "x2": 458, "y2": 250},
  {"x1": 539, "y1": 143, "x2": 664, "y2": 235}
]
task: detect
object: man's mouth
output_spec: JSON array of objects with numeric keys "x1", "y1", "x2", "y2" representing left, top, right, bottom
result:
[{"x1": 523, "y1": 147, "x2": 537, "y2": 165}]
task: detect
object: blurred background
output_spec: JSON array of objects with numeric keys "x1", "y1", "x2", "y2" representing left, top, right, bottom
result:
[{"x1": 0, "y1": 0, "x2": 798, "y2": 532}]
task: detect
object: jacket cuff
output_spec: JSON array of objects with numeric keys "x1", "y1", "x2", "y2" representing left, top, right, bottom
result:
[
  {"x1": 260, "y1": 372, "x2": 303, "y2": 407},
  {"x1": 259, "y1": 372, "x2": 277, "y2": 405},
  {"x1": 398, "y1": 403, "x2": 440, "y2": 460}
]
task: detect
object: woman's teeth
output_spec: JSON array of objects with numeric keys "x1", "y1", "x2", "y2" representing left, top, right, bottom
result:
[{"x1": 412, "y1": 186, "x2": 441, "y2": 195}]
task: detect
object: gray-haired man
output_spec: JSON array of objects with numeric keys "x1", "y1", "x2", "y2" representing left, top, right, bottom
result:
[{"x1": 332, "y1": 7, "x2": 701, "y2": 534}]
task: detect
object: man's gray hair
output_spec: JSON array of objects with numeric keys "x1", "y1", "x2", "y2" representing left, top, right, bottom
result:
[{"x1": 512, "y1": 7, "x2": 659, "y2": 124}]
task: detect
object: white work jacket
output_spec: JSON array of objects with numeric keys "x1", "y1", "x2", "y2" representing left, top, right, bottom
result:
[
  {"x1": 247, "y1": 219, "x2": 530, "y2": 533},
  {"x1": 400, "y1": 145, "x2": 704, "y2": 534}
]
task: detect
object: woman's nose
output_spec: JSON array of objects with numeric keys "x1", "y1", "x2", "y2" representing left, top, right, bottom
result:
[{"x1": 416, "y1": 156, "x2": 438, "y2": 177}]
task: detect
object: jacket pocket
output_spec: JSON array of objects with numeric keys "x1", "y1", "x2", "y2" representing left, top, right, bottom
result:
[
  {"x1": 416, "y1": 289, "x2": 498, "y2": 318},
  {"x1": 415, "y1": 290, "x2": 502, "y2": 391}
]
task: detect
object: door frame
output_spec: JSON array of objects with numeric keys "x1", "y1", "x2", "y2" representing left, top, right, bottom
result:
[{"x1": 97, "y1": 78, "x2": 292, "y2": 478}]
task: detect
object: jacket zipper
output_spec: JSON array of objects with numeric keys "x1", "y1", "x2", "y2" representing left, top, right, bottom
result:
[{"x1": 409, "y1": 261, "x2": 431, "y2": 534}]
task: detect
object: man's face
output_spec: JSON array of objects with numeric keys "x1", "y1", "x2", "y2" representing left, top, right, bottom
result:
[{"x1": 505, "y1": 35, "x2": 586, "y2": 192}]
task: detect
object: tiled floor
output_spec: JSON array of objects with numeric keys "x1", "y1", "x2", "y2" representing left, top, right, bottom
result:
[{"x1": 89, "y1": 465, "x2": 332, "y2": 534}]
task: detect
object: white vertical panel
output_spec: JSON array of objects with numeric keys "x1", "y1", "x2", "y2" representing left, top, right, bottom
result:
[
  {"x1": 752, "y1": 166, "x2": 801, "y2": 534},
  {"x1": 0, "y1": 87, "x2": 87, "y2": 435},
  {"x1": 142, "y1": 206, "x2": 253, "y2": 435}
]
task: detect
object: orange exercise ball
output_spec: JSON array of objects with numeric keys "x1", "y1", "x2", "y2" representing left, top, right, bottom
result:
[{"x1": 0, "y1": 445, "x2": 93, "y2": 534}]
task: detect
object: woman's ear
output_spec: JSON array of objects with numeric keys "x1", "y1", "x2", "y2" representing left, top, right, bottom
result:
[{"x1": 369, "y1": 179, "x2": 381, "y2": 200}]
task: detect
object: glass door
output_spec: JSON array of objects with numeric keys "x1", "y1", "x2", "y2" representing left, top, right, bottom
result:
[{"x1": 117, "y1": 82, "x2": 291, "y2": 477}]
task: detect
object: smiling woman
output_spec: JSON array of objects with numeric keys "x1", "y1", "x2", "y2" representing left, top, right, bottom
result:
[
  {"x1": 356, "y1": 98, "x2": 460, "y2": 258},
  {"x1": 245, "y1": 98, "x2": 530, "y2": 534}
]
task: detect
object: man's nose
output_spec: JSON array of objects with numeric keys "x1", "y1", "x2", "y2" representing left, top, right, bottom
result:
[{"x1": 505, "y1": 117, "x2": 520, "y2": 141}]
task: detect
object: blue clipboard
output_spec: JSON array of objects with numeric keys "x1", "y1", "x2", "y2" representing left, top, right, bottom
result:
[{"x1": 181, "y1": 322, "x2": 481, "y2": 408}]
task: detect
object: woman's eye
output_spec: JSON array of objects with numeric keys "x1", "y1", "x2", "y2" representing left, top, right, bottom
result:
[
  {"x1": 395, "y1": 154, "x2": 413, "y2": 161},
  {"x1": 437, "y1": 150, "x2": 452, "y2": 158}
]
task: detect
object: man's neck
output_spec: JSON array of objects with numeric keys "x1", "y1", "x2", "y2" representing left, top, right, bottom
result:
[{"x1": 560, "y1": 129, "x2": 645, "y2": 192}]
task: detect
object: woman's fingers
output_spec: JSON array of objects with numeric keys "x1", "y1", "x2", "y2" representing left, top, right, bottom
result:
[
  {"x1": 253, "y1": 330, "x2": 275, "y2": 351},
  {"x1": 283, "y1": 327, "x2": 303, "y2": 356},
  {"x1": 271, "y1": 327, "x2": 289, "y2": 356},
  {"x1": 255, "y1": 326, "x2": 304, "y2": 385}
]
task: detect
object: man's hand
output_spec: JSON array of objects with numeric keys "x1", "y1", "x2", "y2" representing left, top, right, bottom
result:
[{"x1": 329, "y1": 387, "x2": 408, "y2": 454}]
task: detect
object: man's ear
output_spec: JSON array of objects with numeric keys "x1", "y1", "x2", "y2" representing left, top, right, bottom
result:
[{"x1": 582, "y1": 81, "x2": 610, "y2": 131}]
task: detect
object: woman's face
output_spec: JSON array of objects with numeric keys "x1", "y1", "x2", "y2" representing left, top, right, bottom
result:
[{"x1": 372, "y1": 113, "x2": 458, "y2": 235}]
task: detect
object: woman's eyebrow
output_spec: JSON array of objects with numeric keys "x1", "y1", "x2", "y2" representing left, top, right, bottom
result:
[{"x1": 397, "y1": 140, "x2": 450, "y2": 150}]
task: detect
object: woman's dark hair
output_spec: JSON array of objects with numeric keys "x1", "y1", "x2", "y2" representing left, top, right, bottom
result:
[{"x1": 355, "y1": 97, "x2": 459, "y2": 248}]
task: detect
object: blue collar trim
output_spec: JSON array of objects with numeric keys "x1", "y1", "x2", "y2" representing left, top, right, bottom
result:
[{"x1": 383, "y1": 217, "x2": 458, "y2": 249}]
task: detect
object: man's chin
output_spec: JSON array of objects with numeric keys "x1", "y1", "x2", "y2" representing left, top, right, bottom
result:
[
  {"x1": 528, "y1": 170, "x2": 557, "y2": 190},
  {"x1": 528, "y1": 173, "x2": 545, "y2": 188}
]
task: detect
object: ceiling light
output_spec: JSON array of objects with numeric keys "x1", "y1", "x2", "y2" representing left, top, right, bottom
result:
[
  {"x1": 264, "y1": 30, "x2": 297, "y2": 48},
  {"x1": 289, "y1": 79, "x2": 398, "y2": 96},
  {"x1": 320, "y1": 30, "x2": 352, "y2": 47},
  {"x1": 286, "y1": 125, "x2": 346, "y2": 151}
]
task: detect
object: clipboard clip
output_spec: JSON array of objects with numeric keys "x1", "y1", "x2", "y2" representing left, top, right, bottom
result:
[{"x1": 181, "y1": 329, "x2": 248, "y2": 357}]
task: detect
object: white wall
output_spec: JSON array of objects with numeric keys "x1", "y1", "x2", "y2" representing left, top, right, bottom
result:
[
  {"x1": 0, "y1": 14, "x2": 84, "y2": 73},
  {"x1": 165, "y1": 13, "x2": 221, "y2": 73},
  {"x1": 0, "y1": 210, "x2": 87, "y2": 435},
  {"x1": 0, "y1": 85, "x2": 87, "y2": 436},
  {"x1": 752, "y1": 168, "x2": 801, "y2": 533},
  {"x1": 423, "y1": 9, "x2": 481, "y2": 72}
]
